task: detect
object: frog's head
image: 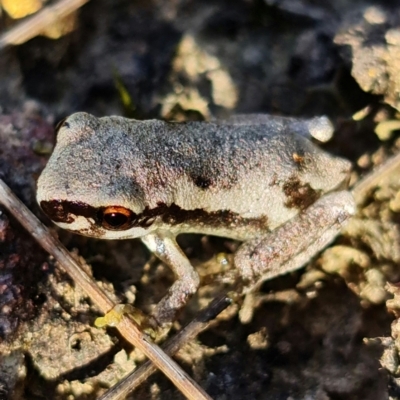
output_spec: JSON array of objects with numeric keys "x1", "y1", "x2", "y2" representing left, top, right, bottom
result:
[{"x1": 37, "y1": 112, "x2": 155, "y2": 240}]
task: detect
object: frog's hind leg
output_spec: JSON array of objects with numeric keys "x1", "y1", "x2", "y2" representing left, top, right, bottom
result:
[{"x1": 234, "y1": 191, "x2": 356, "y2": 291}]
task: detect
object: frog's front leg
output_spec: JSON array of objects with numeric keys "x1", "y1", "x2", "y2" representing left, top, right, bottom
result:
[
  {"x1": 234, "y1": 191, "x2": 356, "y2": 291},
  {"x1": 141, "y1": 231, "x2": 200, "y2": 325}
]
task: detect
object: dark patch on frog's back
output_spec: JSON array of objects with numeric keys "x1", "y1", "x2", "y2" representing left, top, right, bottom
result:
[
  {"x1": 283, "y1": 176, "x2": 320, "y2": 210},
  {"x1": 40, "y1": 200, "x2": 269, "y2": 232},
  {"x1": 191, "y1": 175, "x2": 213, "y2": 189}
]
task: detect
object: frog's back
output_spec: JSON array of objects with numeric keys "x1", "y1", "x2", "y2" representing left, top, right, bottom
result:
[{"x1": 104, "y1": 117, "x2": 350, "y2": 238}]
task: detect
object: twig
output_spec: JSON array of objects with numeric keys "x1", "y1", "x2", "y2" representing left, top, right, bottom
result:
[
  {"x1": 351, "y1": 151, "x2": 400, "y2": 203},
  {"x1": 100, "y1": 295, "x2": 231, "y2": 400},
  {"x1": 0, "y1": 0, "x2": 90, "y2": 49},
  {"x1": 0, "y1": 178, "x2": 211, "y2": 400}
]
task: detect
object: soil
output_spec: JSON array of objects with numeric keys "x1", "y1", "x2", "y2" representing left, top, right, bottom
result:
[{"x1": 1, "y1": 1, "x2": 400, "y2": 399}]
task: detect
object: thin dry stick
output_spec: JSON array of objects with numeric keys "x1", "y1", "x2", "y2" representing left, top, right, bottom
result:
[
  {"x1": 351, "y1": 151, "x2": 400, "y2": 203},
  {"x1": 0, "y1": 0, "x2": 90, "y2": 49},
  {"x1": 99, "y1": 295, "x2": 231, "y2": 400},
  {"x1": 0, "y1": 178, "x2": 211, "y2": 400}
]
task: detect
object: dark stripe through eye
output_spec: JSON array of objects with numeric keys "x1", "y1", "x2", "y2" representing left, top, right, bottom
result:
[
  {"x1": 40, "y1": 200, "x2": 270, "y2": 232},
  {"x1": 40, "y1": 200, "x2": 136, "y2": 231}
]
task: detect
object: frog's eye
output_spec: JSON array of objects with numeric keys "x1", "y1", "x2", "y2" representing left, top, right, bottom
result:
[{"x1": 99, "y1": 206, "x2": 134, "y2": 230}]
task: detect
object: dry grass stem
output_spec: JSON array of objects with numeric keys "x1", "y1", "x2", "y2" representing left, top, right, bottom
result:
[
  {"x1": 352, "y1": 151, "x2": 400, "y2": 203},
  {"x1": 100, "y1": 295, "x2": 231, "y2": 400},
  {"x1": 0, "y1": 0, "x2": 90, "y2": 48}
]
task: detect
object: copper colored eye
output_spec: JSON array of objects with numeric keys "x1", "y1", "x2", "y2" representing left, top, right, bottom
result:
[{"x1": 100, "y1": 206, "x2": 134, "y2": 230}]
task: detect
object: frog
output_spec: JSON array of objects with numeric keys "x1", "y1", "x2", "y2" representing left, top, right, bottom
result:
[{"x1": 36, "y1": 112, "x2": 356, "y2": 325}]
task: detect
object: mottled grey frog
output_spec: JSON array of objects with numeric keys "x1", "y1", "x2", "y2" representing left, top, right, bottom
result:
[{"x1": 37, "y1": 112, "x2": 355, "y2": 324}]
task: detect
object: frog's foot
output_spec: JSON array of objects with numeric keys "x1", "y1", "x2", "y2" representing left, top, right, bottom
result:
[{"x1": 95, "y1": 304, "x2": 160, "y2": 339}]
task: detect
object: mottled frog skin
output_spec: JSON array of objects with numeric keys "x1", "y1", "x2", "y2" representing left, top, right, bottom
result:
[{"x1": 37, "y1": 113, "x2": 355, "y2": 324}]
